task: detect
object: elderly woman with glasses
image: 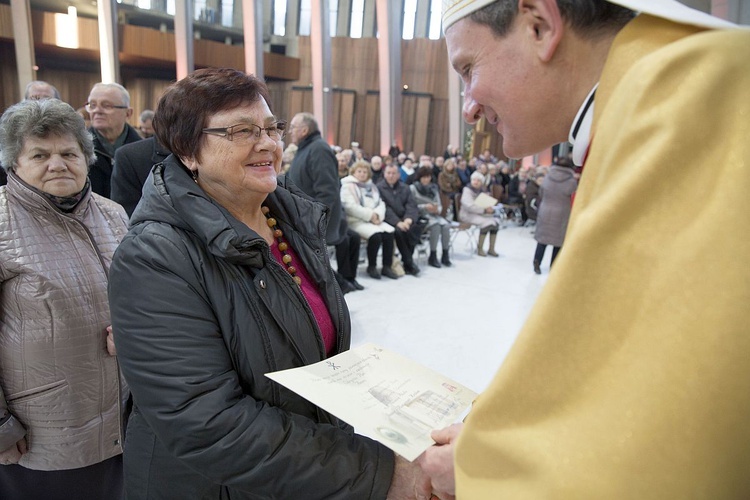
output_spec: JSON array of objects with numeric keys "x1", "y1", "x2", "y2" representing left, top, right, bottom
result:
[
  {"x1": 0, "y1": 99, "x2": 129, "y2": 499},
  {"x1": 108, "y1": 68, "x2": 425, "y2": 499}
]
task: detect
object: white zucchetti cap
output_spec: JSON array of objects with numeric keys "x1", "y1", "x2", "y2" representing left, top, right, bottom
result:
[
  {"x1": 441, "y1": 0, "x2": 496, "y2": 31},
  {"x1": 441, "y1": 0, "x2": 736, "y2": 33}
]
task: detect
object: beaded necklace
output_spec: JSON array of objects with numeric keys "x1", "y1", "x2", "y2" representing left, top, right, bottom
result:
[{"x1": 261, "y1": 206, "x2": 302, "y2": 286}]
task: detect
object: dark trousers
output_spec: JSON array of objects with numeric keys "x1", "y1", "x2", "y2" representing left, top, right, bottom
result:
[
  {"x1": 367, "y1": 232, "x2": 394, "y2": 268},
  {"x1": 534, "y1": 243, "x2": 560, "y2": 265},
  {"x1": 393, "y1": 228, "x2": 416, "y2": 267},
  {"x1": 0, "y1": 454, "x2": 123, "y2": 500},
  {"x1": 335, "y1": 228, "x2": 360, "y2": 279}
]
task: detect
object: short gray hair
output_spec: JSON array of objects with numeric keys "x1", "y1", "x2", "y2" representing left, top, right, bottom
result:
[
  {"x1": 24, "y1": 80, "x2": 61, "y2": 100},
  {"x1": 139, "y1": 109, "x2": 155, "y2": 122},
  {"x1": 90, "y1": 82, "x2": 131, "y2": 107},
  {"x1": 295, "y1": 112, "x2": 319, "y2": 135},
  {"x1": 470, "y1": 171, "x2": 485, "y2": 183},
  {"x1": 0, "y1": 99, "x2": 96, "y2": 171}
]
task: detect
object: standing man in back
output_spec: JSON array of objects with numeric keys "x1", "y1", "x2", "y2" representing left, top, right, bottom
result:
[
  {"x1": 286, "y1": 112, "x2": 363, "y2": 294},
  {"x1": 86, "y1": 82, "x2": 142, "y2": 198},
  {"x1": 23, "y1": 81, "x2": 60, "y2": 101}
]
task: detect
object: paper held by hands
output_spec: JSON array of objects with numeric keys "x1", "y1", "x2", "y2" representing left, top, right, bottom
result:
[
  {"x1": 266, "y1": 343, "x2": 477, "y2": 461},
  {"x1": 473, "y1": 192, "x2": 499, "y2": 209}
]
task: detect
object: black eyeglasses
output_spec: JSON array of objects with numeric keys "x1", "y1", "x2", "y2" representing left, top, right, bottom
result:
[
  {"x1": 85, "y1": 101, "x2": 128, "y2": 112},
  {"x1": 202, "y1": 121, "x2": 287, "y2": 142}
]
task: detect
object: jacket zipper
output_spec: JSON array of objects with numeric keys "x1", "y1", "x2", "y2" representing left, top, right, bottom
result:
[{"x1": 41, "y1": 197, "x2": 121, "y2": 458}]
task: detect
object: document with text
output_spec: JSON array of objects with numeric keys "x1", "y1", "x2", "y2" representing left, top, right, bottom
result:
[
  {"x1": 473, "y1": 192, "x2": 499, "y2": 209},
  {"x1": 266, "y1": 343, "x2": 477, "y2": 461}
]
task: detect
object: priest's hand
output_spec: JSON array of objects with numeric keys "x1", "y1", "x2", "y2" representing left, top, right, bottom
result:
[{"x1": 415, "y1": 423, "x2": 463, "y2": 499}]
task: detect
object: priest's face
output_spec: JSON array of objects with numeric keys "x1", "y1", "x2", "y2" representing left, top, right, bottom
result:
[{"x1": 446, "y1": 16, "x2": 565, "y2": 159}]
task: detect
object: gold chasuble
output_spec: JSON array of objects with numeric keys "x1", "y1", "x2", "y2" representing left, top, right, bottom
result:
[{"x1": 455, "y1": 15, "x2": 750, "y2": 499}]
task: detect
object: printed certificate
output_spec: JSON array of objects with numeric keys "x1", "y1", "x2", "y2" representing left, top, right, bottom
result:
[{"x1": 266, "y1": 343, "x2": 477, "y2": 461}]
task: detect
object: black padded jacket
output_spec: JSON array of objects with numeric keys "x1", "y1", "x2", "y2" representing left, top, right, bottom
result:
[{"x1": 109, "y1": 156, "x2": 394, "y2": 499}]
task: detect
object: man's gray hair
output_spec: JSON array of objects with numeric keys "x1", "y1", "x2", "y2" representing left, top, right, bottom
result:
[
  {"x1": 24, "y1": 80, "x2": 61, "y2": 100},
  {"x1": 90, "y1": 82, "x2": 131, "y2": 107},
  {"x1": 0, "y1": 99, "x2": 96, "y2": 171},
  {"x1": 140, "y1": 109, "x2": 155, "y2": 121},
  {"x1": 296, "y1": 112, "x2": 319, "y2": 135}
]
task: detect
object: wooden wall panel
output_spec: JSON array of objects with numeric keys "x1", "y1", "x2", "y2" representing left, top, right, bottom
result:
[
  {"x1": 121, "y1": 24, "x2": 175, "y2": 62},
  {"x1": 402, "y1": 38, "x2": 448, "y2": 99},
  {"x1": 33, "y1": 11, "x2": 100, "y2": 52},
  {"x1": 194, "y1": 39, "x2": 244, "y2": 70},
  {"x1": 296, "y1": 36, "x2": 380, "y2": 92},
  {"x1": 266, "y1": 81, "x2": 294, "y2": 121},
  {"x1": 413, "y1": 95, "x2": 431, "y2": 156},
  {"x1": 0, "y1": 43, "x2": 19, "y2": 105},
  {"x1": 289, "y1": 86, "x2": 313, "y2": 118},
  {"x1": 37, "y1": 68, "x2": 99, "y2": 110},
  {"x1": 363, "y1": 92, "x2": 380, "y2": 157},
  {"x1": 429, "y1": 98, "x2": 450, "y2": 157},
  {"x1": 265, "y1": 53, "x2": 300, "y2": 81},
  {"x1": 332, "y1": 90, "x2": 356, "y2": 149},
  {"x1": 125, "y1": 77, "x2": 172, "y2": 114},
  {"x1": 401, "y1": 94, "x2": 417, "y2": 155},
  {"x1": 0, "y1": 4, "x2": 14, "y2": 39},
  {"x1": 295, "y1": 35, "x2": 450, "y2": 156}
]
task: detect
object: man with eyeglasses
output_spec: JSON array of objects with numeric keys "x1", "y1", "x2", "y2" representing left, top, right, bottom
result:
[
  {"x1": 23, "y1": 80, "x2": 61, "y2": 101},
  {"x1": 286, "y1": 112, "x2": 364, "y2": 294},
  {"x1": 1, "y1": 81, "x2": 66, "y2": 186},
  {"x1": 86, "y1": 82, "x2": 143, "y2": 198}
]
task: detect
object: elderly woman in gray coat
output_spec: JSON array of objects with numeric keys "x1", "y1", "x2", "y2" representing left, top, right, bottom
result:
[
  {"x1": 533, "y1": 159, "x2": 578, "y2": 274},
  {"x1": 0, "y1": 99, "x2": 129, "y2": 499}
]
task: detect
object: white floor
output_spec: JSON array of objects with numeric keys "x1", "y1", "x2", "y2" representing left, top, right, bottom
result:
[{"x1": 344, "y1": 222, "x2": 549, "y2": 395}]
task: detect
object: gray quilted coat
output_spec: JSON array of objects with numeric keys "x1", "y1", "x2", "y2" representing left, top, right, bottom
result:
[{"x1": 0, "y1": 171, "x2": 129, "y2": 470}]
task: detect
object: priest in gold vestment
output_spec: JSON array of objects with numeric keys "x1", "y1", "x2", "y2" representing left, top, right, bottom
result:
[{"x1": 416, "y1": 0, "x2": 750, "y2": 498}]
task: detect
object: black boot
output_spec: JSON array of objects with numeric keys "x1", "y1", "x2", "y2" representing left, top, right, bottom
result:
[
  {"x1": 428, "y1": 251, "x2": 441, "y2": 268},
  {"x1": 441, "y1": 250, "x2": 452, "y2": 267},
  {"x1": 533, "y1": 260, "x2": 541, "y2": 275}
]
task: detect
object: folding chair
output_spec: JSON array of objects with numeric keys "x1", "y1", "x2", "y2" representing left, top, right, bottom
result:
[{"x1": 448, "y1": 192, "x2": 479, "y2": 254}]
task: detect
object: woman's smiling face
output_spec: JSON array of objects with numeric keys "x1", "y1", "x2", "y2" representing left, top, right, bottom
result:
[{"x1": 186, "y1": 98, "x2": 283, "y2": 207}]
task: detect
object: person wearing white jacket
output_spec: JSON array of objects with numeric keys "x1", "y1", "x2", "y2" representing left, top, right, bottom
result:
[{"x1": 340, "y1": 161, "x2": 398, "y2": 280}]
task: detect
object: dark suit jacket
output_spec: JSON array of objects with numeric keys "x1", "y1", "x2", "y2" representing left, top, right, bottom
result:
[
  {"x1": 112, "y1": 137, "x2": 170, "y2": 216},
  {"x1": 89, "y1": 124, "x2": 142, "y2": 199}
]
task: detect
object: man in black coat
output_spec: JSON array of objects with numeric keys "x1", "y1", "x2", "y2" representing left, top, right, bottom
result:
[
  {"x1": 286, "y1": 112, "x2": 363, "y2": 293},
  {"x1": 86, "y1": 82, "x2": 143, "y2": 198},
  {"x1": 377, "y1": 164, "x2": 422, "y2": 276},
  {"x1": 112, "y1": 137, "x2": 171, "y2": 217}
]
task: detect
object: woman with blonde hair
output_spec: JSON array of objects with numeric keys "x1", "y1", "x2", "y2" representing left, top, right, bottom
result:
[
  {"x1": 459, "y1": 171, "x2": 500, "y2": 257},
  {"x1": 341, "y1": 160, "x2": 398, "y2": 280}
]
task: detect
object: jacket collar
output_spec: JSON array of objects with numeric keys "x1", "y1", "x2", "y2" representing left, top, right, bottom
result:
[
  {"x1": 569, "y1": 84, "x2": 597, "y2": 167},
  {"x1": 297, "y1": 130, "x2": 323, "y2": 151},
  {"x1": 5, "y1": 169, "x2": 92, "y2": 217},
  {"x1": 131, "y1": 155, "x2": 327, "y2": 267}
]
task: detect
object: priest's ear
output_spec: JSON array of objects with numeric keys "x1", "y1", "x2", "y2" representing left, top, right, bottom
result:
[{"x1": 519, "y1": 0, "x2": 564, "y2": 62}]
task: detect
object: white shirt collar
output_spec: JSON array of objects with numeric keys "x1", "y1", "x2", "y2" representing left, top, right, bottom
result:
[{"x1": 569, "y1": 84, "x2": 598, "y2": 167}]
